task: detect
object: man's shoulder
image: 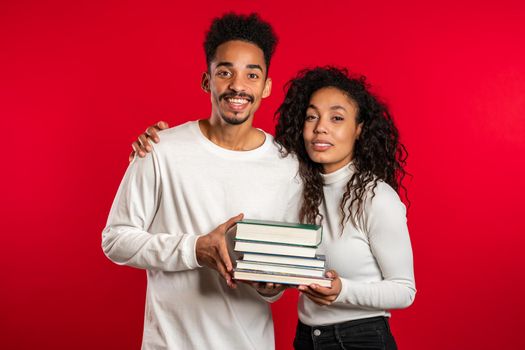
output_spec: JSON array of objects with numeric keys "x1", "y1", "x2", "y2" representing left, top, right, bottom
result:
[
  {"x1": 264, "y1": 137, "x2": 299, "y2": 166},
  {"x1": 157, "y1": 120, "x2": 196, "y2": 139},
  {"x1": 151, "y1": 121, "x2": 198, "y2": 152}
]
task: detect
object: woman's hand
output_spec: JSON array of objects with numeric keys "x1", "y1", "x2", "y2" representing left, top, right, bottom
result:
[
  {"x1": 298, "y1": 270, "x2": 342, "y2": 306},
  {"x1": 129, "y1": 121, "x2": 170, "y2": 161}
]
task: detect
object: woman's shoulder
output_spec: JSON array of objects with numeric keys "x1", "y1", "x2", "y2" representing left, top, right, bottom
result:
[
  {"x1": 366, "y1": 180, "x2": 404, "y2": 211},
  {"x1": 359, "y1": 180, "x2": 407, "y2": 235}
]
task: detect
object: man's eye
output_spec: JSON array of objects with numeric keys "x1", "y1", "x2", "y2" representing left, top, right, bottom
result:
[
  {"x1": 217, "y1": 71, "x2": 231, "y2": 77},
  {"x1": 333, "y1": 116, "x2": 344, "y2": 121}
]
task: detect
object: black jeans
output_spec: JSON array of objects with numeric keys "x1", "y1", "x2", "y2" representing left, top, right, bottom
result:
[{"x1": 293, "y1": 317, "x2": 397, "y2": 350}]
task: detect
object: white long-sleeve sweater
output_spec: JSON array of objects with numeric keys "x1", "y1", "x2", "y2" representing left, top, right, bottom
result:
[
  {"x1": 102, "y1": 121, "x2": 301, "y2": 349},
  {"x1": 298, "y1": 164, "x2": 416, "y2": 326}
]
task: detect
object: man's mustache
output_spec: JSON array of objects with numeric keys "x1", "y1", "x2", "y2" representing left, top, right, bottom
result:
[{"x1": 219, "y1": 92, "x2": 254, "y2": 103}]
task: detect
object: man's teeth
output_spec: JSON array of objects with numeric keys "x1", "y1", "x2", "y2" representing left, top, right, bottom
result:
[{"x1": 228, "y1": 98, "x2": 249, "y2": 105}]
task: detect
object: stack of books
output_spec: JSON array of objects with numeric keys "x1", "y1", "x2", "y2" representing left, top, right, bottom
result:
[{"x1": 232, "y1": 219, "x2": 331, "y2": 287}]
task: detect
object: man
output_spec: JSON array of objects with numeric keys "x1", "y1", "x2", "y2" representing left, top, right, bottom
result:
[{"x1": 102, "y1": 13, "x2": 301, "y2": 349}]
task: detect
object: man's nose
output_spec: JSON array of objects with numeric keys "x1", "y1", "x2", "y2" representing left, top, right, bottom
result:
[{"x1": 228, "y1": 74, "x2": 245, "y2": 92}]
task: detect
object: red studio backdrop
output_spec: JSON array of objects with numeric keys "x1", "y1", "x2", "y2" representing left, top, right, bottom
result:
[{"x1": 1, "y1": 1, "x2": 524, "y2": 349}]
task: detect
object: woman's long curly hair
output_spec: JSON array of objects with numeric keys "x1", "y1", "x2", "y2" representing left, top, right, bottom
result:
[{"x1": 275, "y1": 66, "x2": 408, "y2": 229}]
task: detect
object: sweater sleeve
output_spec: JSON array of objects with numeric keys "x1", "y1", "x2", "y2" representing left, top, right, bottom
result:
[
  {"x1": 334, "y1": 184, "x2": 416, "y2": 309},
  {"x1": 101, "y1": 150, "x2": 201, "y2": 271},
  {"x1": 283, "y1": 178, "x2": 303, "y2": 223}
]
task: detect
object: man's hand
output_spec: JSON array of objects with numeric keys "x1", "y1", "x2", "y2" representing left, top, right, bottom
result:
[
  {"x1": 196, "y1": 213, "x2": 243, "y2": 288},
  {"x1": 129, "y1": 121, "x2": 170, "y2": 161},
  {"x1": 297, "y1": 270, "x2": 341, "y2": 306}
]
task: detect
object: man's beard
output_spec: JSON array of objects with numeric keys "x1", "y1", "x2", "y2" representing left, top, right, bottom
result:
[
  {"x1": 220, "y1": 112, "x2": 251, "y2": 125},
  {"x1": 217, "y1": 91, "x2": 254, "y2": 125}
]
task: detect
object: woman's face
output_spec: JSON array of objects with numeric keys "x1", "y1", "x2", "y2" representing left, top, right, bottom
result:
[{"x1": 303, "y1": 87, "x2": 363, "y2": 174}]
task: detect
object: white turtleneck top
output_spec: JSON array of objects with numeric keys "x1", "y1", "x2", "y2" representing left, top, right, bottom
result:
[{"x1": 298, "y1": 164, "x2": 416, "y2": 326}]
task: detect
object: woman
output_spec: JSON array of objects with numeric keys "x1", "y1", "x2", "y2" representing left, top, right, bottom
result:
[{"x1": 274, "y1": 66, "x2": 415, "y2": 350}]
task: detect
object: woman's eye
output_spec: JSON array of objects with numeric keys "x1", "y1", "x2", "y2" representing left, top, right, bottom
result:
[
  {"x1": 305, "y1": 115, "x2": 318, "y2": 121},
  {"x1": 333, "y1": 116, "x2": 344, "y2": 121}
]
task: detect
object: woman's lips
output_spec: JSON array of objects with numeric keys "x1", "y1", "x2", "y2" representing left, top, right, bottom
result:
[{"x1": 310, "y1": 140, "x2": 333, "y2": 151}]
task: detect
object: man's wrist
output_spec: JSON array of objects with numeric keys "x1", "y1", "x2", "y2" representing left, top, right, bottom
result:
[{"x1": 184, "y1": 234, "x2": 203, "y2": 269}]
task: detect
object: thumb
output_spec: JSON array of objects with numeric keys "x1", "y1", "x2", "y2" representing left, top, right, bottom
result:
[
  {"x1": 326, "y1": 270, "x2": 338, "y2": 279},
  {"x1": 223, "y1": 213, "x2": 244, "y2": 231}
]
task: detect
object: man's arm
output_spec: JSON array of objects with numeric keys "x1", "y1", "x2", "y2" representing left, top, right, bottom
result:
[{"x1": 103, "y1": 148, "x2": 241, "y2": 287}]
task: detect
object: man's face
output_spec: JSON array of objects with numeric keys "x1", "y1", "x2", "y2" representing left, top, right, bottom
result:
[{"x1": 202, "y1": 40, "x2": 272, "y2": 126}]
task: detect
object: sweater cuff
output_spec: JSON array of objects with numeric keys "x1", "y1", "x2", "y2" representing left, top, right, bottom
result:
[
  {"x1": 334, "y1": 277, "x2": 350, "y2": 304},
  {"x1": 182, "y1": 234, "x2": 202, "y2": 269}
]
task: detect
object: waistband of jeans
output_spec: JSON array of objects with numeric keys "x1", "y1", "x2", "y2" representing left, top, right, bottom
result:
[{"x1": 298, "y1": 316, "x2": 388, "y2": 333}]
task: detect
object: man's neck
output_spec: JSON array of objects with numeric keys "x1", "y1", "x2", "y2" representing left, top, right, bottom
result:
[{"x1": 198, "y1": 119, "x2": 266, "y2": 151}]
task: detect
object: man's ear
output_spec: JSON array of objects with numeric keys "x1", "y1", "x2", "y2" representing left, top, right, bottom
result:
[
  {"x1": 201, "y1": 72, "x2": 210, "y2": 93},
  {"x1": 262, "y1": 77, "x2": 272, "y2": 99}
]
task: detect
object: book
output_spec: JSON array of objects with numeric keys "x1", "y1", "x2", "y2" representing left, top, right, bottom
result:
[
  {"x1": 241, "y1": 252, "x2": 326, "y2": 268},
  {"x1": 235, "y1": 219, "x2": 322, "y2": 247},
  {"x1": 236, "y1": 260, "x2": 325, "y2": 277},
  {"x1": 234, "y1": 240, "x2": 318, "y2": 258},
  {"x1": 234, "y1": 269, "x2": 332, "y2": 287}
]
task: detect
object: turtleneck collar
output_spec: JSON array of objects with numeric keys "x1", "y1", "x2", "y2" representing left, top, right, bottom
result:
[{"x1": 321, "y1": 162, "x2": 355, "y2": 185}]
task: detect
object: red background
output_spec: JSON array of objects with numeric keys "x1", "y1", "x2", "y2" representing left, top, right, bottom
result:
[{"x1": 1, "y1": 1, "x2": 524, "y2": 349}]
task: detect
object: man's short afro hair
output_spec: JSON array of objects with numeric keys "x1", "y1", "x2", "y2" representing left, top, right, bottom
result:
[{"x1": 204, "y1": 13, "x2": 278, "y2": 71}]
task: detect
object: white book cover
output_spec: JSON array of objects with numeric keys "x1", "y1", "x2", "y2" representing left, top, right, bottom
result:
[
  {"x1": 241, "y1": 253, "x2": 326, "y2": 268},
  {"x1": 234, "y1": 240, "x2": 317, "y2": 258},
  {"x1": 236, "y1": 260, "x2": 325, "y2": 277},
  {"x1": 234, "y1": 269, "x2": 331, "y2": 287}
]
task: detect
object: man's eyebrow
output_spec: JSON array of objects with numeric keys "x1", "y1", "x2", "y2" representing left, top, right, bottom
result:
[
  {"x1": 214, "y1": 62, "x2": 264, "y2": 72},
  {"x1": 215, "y1": 62, "x2": 233, "y2": 68},
  {"x1": 246, "y1": 64, "x2": 263, "y2": 72}
]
